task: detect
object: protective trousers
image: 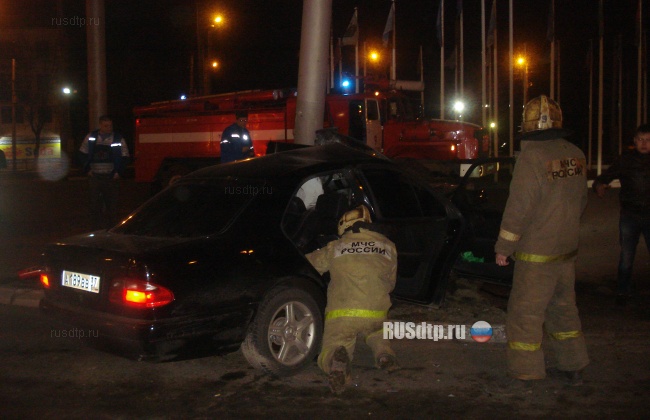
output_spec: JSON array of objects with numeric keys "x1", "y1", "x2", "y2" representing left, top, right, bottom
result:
[
  {"x1": 506, "y1": 260, "x2": 589, "y2": 379},
  {"x1": 89, "y1": 176, "x2": 119, "y2": 230},
  {"x1": 318, "y1": 317, "x2": 395, "y2": 374}
]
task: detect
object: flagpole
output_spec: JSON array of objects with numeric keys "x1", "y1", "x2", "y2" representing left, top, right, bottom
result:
[
  {"x1": 460, "y1": 2, "x2": 464, "y2": 99},
  {"x1": 355, "y1": 40, "x2": 359, "y2": 93},
  {"x1": 392, "y1": 1, "x2": 396, "y2": 81},
  {"x1": 556, "y1": 40, "x2": 561, "y2": 103},
  {"x1": 549, "y1": 0, "x2": 555, "y2": 100},
  {"x1": 420, "y1": 45, "x2": 425, "y2": 111},
  {"x1": 493, "y1": 26, "x2": 499, "y2": 157},
  {"x1": 481, "y1": 0, "x2": 486, "y2": 128},
  {"x1": 642, "y1": 32, "x2": 648, "y2": 124},
  {"x1": 588, "y1": 39, "x2": 593, "y2": 170},
  {"x1": 618, "y1": 35, "x2": 623, "y2": 155},
  {"x1": 637, "y1": 0, "x2": 643, "y2": 127},
  {"x1": 329, "y1": 33, "x2": 334, "y2": 94},
  {"x1": 597, "y1": 0, "x2": 604, "y2": 175},
  {"x1": 509, "y1": 0, "x2": 514, "y2": 156},
  {"x1": 440, "y1": 0, "x2": 445, "y2": 119},
  {"x1": 338, "y1": 38, "x2": 343, "y2": 90}
]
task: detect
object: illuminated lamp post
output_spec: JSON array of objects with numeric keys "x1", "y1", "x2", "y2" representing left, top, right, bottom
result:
[
  {"x1": 516, "y1": 48, "x2": 529, "y2": 105},
  {"x1": 203, "y1": 14, "x2": 225, "y2": 95}
]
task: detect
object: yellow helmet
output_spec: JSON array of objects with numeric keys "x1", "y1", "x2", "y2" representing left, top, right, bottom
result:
[
  {"x1": 521, "y1": 95, "x2": 563, "y2": 133},
  {"x1": 337, "y1": 205, "x2": 371, "y2": 236}
]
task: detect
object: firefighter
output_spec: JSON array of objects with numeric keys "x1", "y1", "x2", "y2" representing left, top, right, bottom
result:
[
  {"x1": 494, "y1": 95, "x2": 589, "y2": 389},
  {"x1": 79, "y1": 115, "x2": 130, "y2": 230},
  {"x1": 305, "y1": 204, "x2": 399, "y2": 394},
  {"x1": 220, "y1": 111, "x2": 254, "y2": 163}
]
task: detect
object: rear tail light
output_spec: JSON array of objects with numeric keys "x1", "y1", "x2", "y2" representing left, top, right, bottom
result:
[
  {"x1": 40, "y1": 273, "x2": 50, "y2": 288},
  {"x1": 109, "y1": 279, "x2": 174, "y2": 308}
]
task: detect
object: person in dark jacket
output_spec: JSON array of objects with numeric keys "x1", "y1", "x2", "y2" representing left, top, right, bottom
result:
[
  {"x1": 593, "y1": 124, "x2": 650, "y2": 305},
  {"x1": 78, "y1": 115, "x2": 130, "y2": 230},
  {"x1": 220, "y1": 111, "x2": 254, "y2": 163}
]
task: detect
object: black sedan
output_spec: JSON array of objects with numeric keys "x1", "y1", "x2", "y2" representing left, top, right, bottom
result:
[{"x1": 34, "y1": 134, "x2": 513, "y2": 376}]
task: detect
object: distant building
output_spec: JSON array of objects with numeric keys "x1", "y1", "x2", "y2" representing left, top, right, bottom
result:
[{"x1": 0, "y1": 27, "x2": 65, "y2": 169}]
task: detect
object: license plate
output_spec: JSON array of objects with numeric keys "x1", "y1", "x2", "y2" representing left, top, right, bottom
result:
[{"x1": 61, "y1": 270, "x2": 101, "y2": 293}]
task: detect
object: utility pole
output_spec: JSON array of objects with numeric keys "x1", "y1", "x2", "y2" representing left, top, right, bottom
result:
[{"x1": 11, "y1": 59, "x2": 17, "y2": 172}]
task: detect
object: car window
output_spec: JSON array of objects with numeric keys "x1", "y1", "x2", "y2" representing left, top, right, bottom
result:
[
  {"x1": 112, "y1": 180, "x2": 260, "y2": 237},
  {"x1": 283, "y1": 171, "x2": 356, "y2": 251},
  {"x1": 360, "y1": 168, "x2": 446, "y2": 219},
  {"x1": 456, "y1": 161, "x2": 514, "y2": 214}
]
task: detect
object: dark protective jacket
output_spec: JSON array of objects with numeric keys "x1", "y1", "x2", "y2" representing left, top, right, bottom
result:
[
  {"x1": 593, "y1": 150, "x2": 650, "y2": 217},
  {"x1": 495, "y1": 134, "x2": 588, "y2": 262},
  {"x1": 306, "y1": 227, "x2": 397, "y2": 320}
]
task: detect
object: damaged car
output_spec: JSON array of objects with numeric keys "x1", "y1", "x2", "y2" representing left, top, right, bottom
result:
[{"x1": 32, "y1": 133, "x2": 514, "y2": 376}]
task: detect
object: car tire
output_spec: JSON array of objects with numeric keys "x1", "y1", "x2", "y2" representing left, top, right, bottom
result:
[{"x1": 241, "y1": 286, "x2": 323, "y2": 377}]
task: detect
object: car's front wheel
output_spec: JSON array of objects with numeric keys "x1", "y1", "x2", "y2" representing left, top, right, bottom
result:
[{"x1": 241, "y1": 286, "x2": 323, "y2": 377}]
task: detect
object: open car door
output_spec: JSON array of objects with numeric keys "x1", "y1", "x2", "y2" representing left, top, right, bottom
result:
[
  {"x1": 449, "y1": 158, "x2": 516, "y2": 286},
  {"x1": 356, "y1": 165, "x2": 465, "y2": 305}
]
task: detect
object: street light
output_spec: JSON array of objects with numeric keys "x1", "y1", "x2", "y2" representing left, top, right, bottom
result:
[
  {"x1": 196, "y1": 6, "x2": 227, "y2": 95},
  {"x1": 515, "y1": 46, "x2": 529, "y2": 105},
  {"x1": 453, "y1": 100, "x2": 465, "y2": 120}
]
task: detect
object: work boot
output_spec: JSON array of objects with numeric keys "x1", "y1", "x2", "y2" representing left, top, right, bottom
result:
[
  {"x1": 547, "y1": 367, "x2": 584, "y2": 386},
  {"x1": 377, "y1": 354, "x2": 400, "y2": 373},
  {"x1": 328, "y1": 346, "x2": 351, "y2": 395}
]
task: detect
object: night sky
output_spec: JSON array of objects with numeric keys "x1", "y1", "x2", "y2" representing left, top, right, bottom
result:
[{"x1": 2, "y1": 0, "x2": 647, "y2": 158}]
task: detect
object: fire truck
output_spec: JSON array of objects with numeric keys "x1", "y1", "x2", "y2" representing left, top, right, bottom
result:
[{"x1": 133, "y1": 87, "x2": 489, "y2": 189}]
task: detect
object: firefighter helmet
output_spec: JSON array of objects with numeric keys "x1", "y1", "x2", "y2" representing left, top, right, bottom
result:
[
  {"x1": 521, "y1": 95, "x2": 563, "y2": 133},
  {"x1": 338, "y1": 205, "x2": 372, "y2": 236}
]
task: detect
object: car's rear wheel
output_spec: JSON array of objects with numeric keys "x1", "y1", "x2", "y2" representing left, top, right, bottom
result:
[{"x1": 241, "y1": 286, "x2": 323, "y2": 377}]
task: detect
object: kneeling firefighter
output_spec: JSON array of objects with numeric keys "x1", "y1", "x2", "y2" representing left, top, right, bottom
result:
[
  {"x1": 495, "y1": 95, "x2": 590, "y2": 386},
  {"x1": 305, "y1": 204, "x2": 399, "y2": 394}
]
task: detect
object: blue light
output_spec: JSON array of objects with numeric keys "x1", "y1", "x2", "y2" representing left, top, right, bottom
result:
[
  {"x1": 180, "y1": 95, "x2": 187, "y2": 100},
  {"x1": 341, "y1": 79, "x2": 351, "y2": 88}
]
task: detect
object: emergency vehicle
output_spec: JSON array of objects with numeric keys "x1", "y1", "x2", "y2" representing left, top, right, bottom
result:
[{"x1": 133, "y1": 87, "x2": 489, "y2": 189}]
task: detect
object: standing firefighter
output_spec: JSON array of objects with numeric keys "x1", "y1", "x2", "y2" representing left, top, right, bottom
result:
[
  {"x1": 305, "y1": 205, "x2": 399, "y2": 394},
  {"x1": 494, "y1": 95, "x2": 589, "y2": 388}
]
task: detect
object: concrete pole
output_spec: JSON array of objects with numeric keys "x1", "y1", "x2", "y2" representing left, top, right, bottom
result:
[
  {"x1": 86, "y1": 0, "x2": 107, "y2": 130},
  {"x1": 294, "y1": 0, "x2": 332, "y2": 145}
]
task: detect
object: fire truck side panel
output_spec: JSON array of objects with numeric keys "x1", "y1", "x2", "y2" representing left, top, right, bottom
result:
[
  {"x1": 133, "y1": 89, "x2": 490, "y2": 185},
  {"x1": 135, "y1": 108, "x2": 292, "y2": 183}
]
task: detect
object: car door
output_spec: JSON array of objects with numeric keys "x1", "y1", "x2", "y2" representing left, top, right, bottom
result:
[
  {"x1": 449, "y1": 158, "x2": 515, "y2": 286},
  {"x1": 355, "y1": 165, "x2": 464, "y2": 305},
  {"x1": 365, "y1": 99, "x2": 382, "y2": 151}
]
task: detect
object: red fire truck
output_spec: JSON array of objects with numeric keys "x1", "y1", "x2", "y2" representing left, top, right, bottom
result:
[{"x1": 133, "y1": 88, "x2": 489, "y2": 189}]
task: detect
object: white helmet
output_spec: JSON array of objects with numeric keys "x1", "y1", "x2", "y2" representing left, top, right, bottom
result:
[
  {"x1": 337, "y1": 205, "x2": 371, "y2": 236},
  {"x1": 521, "y1": 95, "x2": 563, "y2": 133}
]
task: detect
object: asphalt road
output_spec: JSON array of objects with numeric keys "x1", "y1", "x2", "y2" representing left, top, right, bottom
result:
[{"x1": 1, "y1": 169, "x2": 649, "y2": 418}]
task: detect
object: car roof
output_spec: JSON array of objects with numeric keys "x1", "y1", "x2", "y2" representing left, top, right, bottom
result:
[{"x1": 184, "y1": 138, "x2": 391, "y2": 182}]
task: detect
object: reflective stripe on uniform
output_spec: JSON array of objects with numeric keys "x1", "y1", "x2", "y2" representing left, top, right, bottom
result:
[
  {"x1": 508, "y1": 341, "x2": 542, "y2": 351},
  {"x1": 513, "y1": 249, "x2": 578, "y2": 263},
  {"x1": 498, "y1": 229, "x2": 521, "y2": 242},
  {"x1": 325, "y1": 309, "x2": 388, "y2": 321},
  {"x1": 548, "y1": 330, "x2": 583, "y2": 341}
]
